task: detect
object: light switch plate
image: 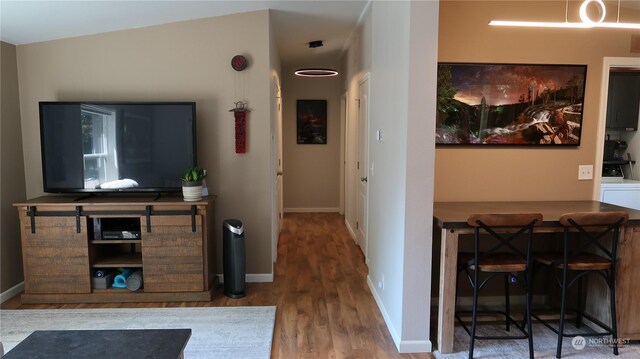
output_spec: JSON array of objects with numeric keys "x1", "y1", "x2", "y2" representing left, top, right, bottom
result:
[
  {"x1": 376, "y1": 129, "x2": 383, "y2": 141},
  {"x1": 578, "y1": 165, "x2": 593, "y2": 180}
]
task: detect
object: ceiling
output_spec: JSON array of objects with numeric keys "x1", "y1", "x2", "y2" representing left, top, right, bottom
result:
[{"x1": 0, "y1": 0, "x2": 369, "y2": 67}]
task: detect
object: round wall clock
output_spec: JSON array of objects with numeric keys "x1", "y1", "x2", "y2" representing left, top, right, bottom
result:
[{"x1": 231, "y1": 55, "x2": 248, "y2": 71}]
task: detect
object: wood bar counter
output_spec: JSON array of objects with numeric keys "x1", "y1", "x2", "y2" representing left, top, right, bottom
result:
[
  {"x1": 433, "y1": 200, "x2": 640, "y2": 353},
  {"x1": 14, "y1": 195, "x2": 216, "y2": 304}
]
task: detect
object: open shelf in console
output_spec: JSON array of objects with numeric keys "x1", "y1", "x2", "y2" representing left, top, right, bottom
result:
[
  {"x1": 92, "y1": 252, "x2": 143, "y2": 268},
  {"x1": 90, "y1": 217, "x2": 141, "y2": 241},
  {"x1": 88, "y1": 216, "x2": 143, "y2": 270},
  {"x1": 90, "y1": 239, "x2": 140, "y2": 244}
]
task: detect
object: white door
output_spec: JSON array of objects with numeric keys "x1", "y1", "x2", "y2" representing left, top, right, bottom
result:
[
  {"x1": 272, "y1": 77, "x2": 283, "y2": 263},
  {"x1": 276, "y1": 87, "x2": 284, "y2": 226},
  {"x1": 356, "y1": 75, "x2": 370, "y2": 259}
]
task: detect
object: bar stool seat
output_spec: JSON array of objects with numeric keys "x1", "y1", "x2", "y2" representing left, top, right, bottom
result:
[
  {"x1": 455, "y1": 213, "x2": 543, "y2": 359},
  {"x1": 534, "y1": 252, "x2": 611, "y2": 270},
  {"x1": 459, "y1": 252, "x2": 527, "y2": 272},
  {"x1": 531, "y1": 211, "x2": 628, "y2": 358}
]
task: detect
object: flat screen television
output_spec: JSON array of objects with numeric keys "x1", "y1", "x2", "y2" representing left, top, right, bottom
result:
[
  {"x1": 39, "y1": 102, "x2": 197, "y2": 193},
  {"x1": 436, "y1": 62, "x2": 587, "y2": 145}
]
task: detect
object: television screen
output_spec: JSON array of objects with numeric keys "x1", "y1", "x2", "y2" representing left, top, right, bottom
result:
[
  {"x1": 436, "y1": 63, "x2": 587, "y2": 145},
  {"x1": 39, "y1": 102, "x2": 196, "y2": 193}
]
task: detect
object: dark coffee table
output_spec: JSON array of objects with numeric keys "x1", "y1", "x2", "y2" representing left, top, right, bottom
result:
[{"x1": 3, "y1": 329, "x2": 191, "y2": 359}]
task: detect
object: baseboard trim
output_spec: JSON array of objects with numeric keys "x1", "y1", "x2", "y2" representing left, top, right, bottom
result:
[
  {"x1": 1, "y1": 281, "x2": 24, "y2": 303},
  {"x1": 216, "y1": 273, "x2": 273, "y2": 283},
  {"x1": 367, "y1": 276, "x2": 402, "y2": 350},
  {"x1": 345, "y1": 219, "x2": 357, "y2": 240},
  {"x1": 284, "y1": 207, "x2": 339, "y2": 213},
  {"x1": 367, "y1": 276, "x2": 432, "y2": 353},
  {"x1": 399, "y1": 339, "x2": 432, "y2": 353}
]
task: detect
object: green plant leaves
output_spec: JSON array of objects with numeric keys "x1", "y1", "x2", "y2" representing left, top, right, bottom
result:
[{"x1": 181, "y1": 166, "x2": 207, "y2": 182}]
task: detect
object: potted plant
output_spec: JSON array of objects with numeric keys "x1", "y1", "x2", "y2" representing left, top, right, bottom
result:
[{"x1": 181, "y1": 166, "x2": 207, "y2": 201}]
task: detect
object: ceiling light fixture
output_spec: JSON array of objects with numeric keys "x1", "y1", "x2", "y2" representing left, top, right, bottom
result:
[
  {"x1": 308, "y1": 40, "x2": 324, "y2": 48},
  {"x1": 489, "y1": 0, "x2": 640, "y2": 29},
  {"x1": 294, "y1": 68, "x2": 339, "y2": 77},
  {"x1": 296, "y1": 40, "x2": 338, "y2": 78}
]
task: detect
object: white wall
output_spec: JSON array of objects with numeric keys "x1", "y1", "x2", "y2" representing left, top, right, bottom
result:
[
  {"x1": 269, "y1": 9, "x2": 282, "y2": 264},
  {"x1": 343, "y1": 3, "x2": 372, "y2": 238},
  {"x1": 343, "y1": 0, "x2": 437, "y2": 352},
  {"x1": 366, "y1": 1, "x2": 438, "y2": 352},
  {"x1": 401, "y1": 1, "x2": 437, "y2": 346}
]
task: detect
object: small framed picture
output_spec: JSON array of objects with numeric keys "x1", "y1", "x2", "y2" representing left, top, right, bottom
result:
[{"x1": 297, "y1": 100, "x2": 327, "y2": 144}]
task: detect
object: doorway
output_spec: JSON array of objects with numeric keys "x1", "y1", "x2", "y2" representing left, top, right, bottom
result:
[
  {"x1": 356, "y1": 74, "x2": 370, "y2": 260},
  {"x1": 272, "y1": 75, "x2": 283, "y2": 264},
  {"x1": 594, "y1": 57, "x2": 640, "y2": 199}
]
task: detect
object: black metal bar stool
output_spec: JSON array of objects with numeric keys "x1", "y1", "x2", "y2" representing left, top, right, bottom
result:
[
  {"x1": 531, "y1": 211, "x2": 628, "y2": 358},
  {"x1": 455, "y1": 213, "x2": 542, "y2": 359}
]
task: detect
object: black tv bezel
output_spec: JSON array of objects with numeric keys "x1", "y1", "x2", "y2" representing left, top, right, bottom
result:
[
  {"x1": 39, "y1": 101, "x2": 197, "y2": 194},
  {"x1": 435, "y1": 62, "x2": 588, "y2": 147}
]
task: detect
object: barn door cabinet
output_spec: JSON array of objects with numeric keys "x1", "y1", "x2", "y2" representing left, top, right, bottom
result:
[{"x1": 14, "y1": 196, "x2": 216, "y2": 304}]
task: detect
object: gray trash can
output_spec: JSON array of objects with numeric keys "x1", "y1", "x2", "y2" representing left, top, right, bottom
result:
[{"x1": 223, "y1": 219, "x2": 246, "y2": 298}]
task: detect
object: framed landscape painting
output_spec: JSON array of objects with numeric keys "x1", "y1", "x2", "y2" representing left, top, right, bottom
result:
[
  {"x1": 297, "y1": 100, "x2": 327, "y2": 144},
  {"x1": 436, "y1": 63, "x2": 587, "y2": 145}
]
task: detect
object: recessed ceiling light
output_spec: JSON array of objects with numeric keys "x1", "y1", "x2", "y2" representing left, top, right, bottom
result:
[{"x1": 294, "y1": 68, "x2": 339, "y2": 77}]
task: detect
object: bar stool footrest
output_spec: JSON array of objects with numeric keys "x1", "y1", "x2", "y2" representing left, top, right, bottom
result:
[
  {"x1": 531, "y1": 310, "x2": 614, "y2": 337},
  {"x1": 456, "y1": 309, "x2": 531, "y2": 339}
]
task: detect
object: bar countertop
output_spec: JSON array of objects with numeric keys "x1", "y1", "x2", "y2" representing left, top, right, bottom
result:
[{"x1": 433, "y1": 200, "x2": 640, "y2": 228}]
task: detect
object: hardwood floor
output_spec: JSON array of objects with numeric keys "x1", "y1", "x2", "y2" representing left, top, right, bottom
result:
[{"x1": 2, "y1": 212, "x2": 434, "y2": 359}]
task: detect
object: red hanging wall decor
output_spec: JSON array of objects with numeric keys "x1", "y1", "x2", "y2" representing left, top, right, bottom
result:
[{"x1": 230, "y1": 101, "x2": 250, "y2": 154}]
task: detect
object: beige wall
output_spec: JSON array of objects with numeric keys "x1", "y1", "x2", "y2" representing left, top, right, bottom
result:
[
  {"x1": 1, "y1": 41, "x2": 27, "y2": 293},
  {"x1": 282, "y1": 67, "x2": 342, "y2": 211},
  {"x1": 436, "y1": 0, "x2": 640, "y2": 202},
  {"x1": 15, "y1": 11, "x2": 274, "y2": 275}
]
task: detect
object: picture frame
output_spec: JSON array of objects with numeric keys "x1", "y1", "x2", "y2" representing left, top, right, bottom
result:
[
  {"x1": 436, "y1": 62, "x2": 587, "y2": 146},
  {"x1": 297, "y1": 99, "x2": 327, "y2": 144}
]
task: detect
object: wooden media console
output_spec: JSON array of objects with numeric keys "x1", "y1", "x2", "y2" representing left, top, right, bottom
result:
[{"x1": 14, "y1": 195, "x2": 216, "y2": 304}]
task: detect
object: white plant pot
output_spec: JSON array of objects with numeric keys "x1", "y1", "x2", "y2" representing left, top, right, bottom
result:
[{"x1": 182, "y1": 181, "x2": 203, "y2": 201}]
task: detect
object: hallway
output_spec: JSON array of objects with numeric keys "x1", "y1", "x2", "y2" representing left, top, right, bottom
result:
[{"x1": 272, "y1": 213, "x2": 432, "y2": 358}]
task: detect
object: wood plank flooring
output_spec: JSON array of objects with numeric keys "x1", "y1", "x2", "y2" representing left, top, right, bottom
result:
[{"x1": 2, "y1": 212, "x2": 434, "y2": 359}]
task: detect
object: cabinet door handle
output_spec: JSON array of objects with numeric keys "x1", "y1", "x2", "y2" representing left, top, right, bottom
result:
[
  {"x1": 29, "y1": 206, "x2": 37, "y2": 233},
  {"x1": 75, "y1": 206, "x2": 82, "y2": 233},
  {"x1": 191, "y1": 205, "x2": 197, "y2": 232},
  {"x1": 146, "y1": 206, "x2": 152, "y2": 233}
]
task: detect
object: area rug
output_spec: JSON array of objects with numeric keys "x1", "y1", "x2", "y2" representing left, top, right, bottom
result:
[
  {"x1": 0, "y1": 306, "x2": 275, "y2": 359},
  {"x1": 434, "y1": 322, "x2": 640, "y2": 358}
]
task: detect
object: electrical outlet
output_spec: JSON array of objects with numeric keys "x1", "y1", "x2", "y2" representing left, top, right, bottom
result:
[
  {"x1": 578, "y1": 165, "x2": 593, "y2": 180},
  {"x1": 377, "y1": 274, "x2": 384, "y2": 290}
]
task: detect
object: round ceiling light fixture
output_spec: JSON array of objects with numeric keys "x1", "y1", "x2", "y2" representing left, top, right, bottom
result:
[
  {"x1": 308, "y1": 40, "x2": 324, "y2": 48},
  {"x1": 294, "y1": 68, "x2": 339, "y2": 78}
]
